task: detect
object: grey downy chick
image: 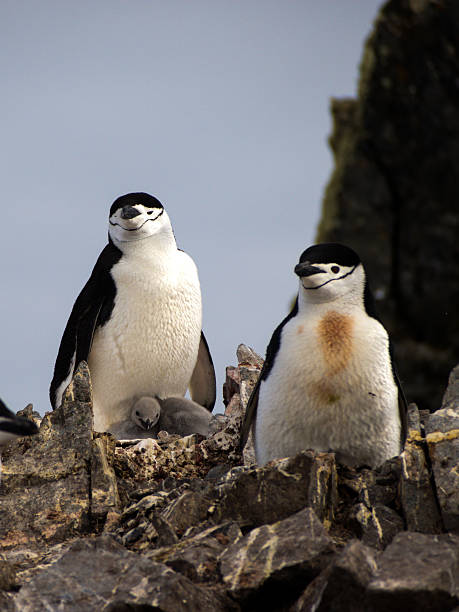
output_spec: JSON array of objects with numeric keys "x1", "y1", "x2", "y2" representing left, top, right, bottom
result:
[{"x1": 108, "y1": 396, "x2": 161, "y2": 440}]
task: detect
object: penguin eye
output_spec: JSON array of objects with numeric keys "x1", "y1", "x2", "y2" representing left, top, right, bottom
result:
[
  {"x1": 331, "y1": 266, "x2": 340, "y2": 274},
  {"x1": 135, "y1": 410, "x2": 140, "y2": 416},
  {"x1": 147, "y1": 210, "x2": 154, "y2": 215}
]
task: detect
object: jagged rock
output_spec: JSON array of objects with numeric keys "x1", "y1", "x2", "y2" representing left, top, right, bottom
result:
[
  {"x1": 338, "y1": 461, "x2": 400, "y2": 509},
  {"x1": 15, "y1": 404, "x2": 42, "y2": 429},
  {"x1": 147, "y1": 521, "x2": 242, "y2": 583},
  {"x1": 161, "y1": 490, "x2": 211, "y2": 537},
  {"x1": 335, "y1": 460, "x2": 404, "y2": 549},
  {"x1": 210, "y1": 450, "x2": 337, "y2": 529},
  {"x1": 292, "y1": 540, "x2": 378, "y2": 612},
  {"x1": 112, "y1": 479, "x2": 213, "y2": 551},
  {"x1": 441, "y1": 364, "x2": 459, "y2": 411},
  {"x1": 316, "y1": 0, "x2": 459, "y2": 410},
  {"x1": 0, "y1": 362, "x2": 118, "y2": 550},
  {"x1": 222, "y1": 344, "x2": 262, "y2": 466},
  {"x1": 346, "y1": 503, "x2": 403, "y2": 551},
  {"x1": 236, "y1": 343, "x2": 264, "y2": 368},
  {"x1": 364, "y1": 532, "x2": 459, "y2": 611},
  {"x1": 426, "y1": 366, "x2": 459, "y2": 532},
  {"x1": 223, "y1": 366, "x2": 240, "y2": 408},
  {"x1": 400, "y1": 404, "x2": 442, "y2": 533},
  {"x1": 0, "y1": 558, "x2": 17, "y2": 591},
  {"x1": 12, "y1": 536, "x2": 235, "y2": 612},
  {"x1": 220, "y1": 507, "x2": 335, "y2": 608}
]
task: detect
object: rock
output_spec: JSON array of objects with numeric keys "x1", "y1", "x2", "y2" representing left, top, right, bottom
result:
[
  {"x1": 210, "y1": 450, "x2": 337, "y2": 529},
  {"x1": 223, "y1": 366, "x2": 240, "y2": 408},
  {"x1": 426, "y1": 367, "x2": 459, "y2": 532},
  {"x1": 346, "y1": 503, "x2": 404, "y2": 551},
  {"x1": 316, "y1": 0, "x2": 459, "y2": 410},
  {"x1": 220, "y1": 507, "x2": 335, "y2": 608},
  {"x1": 400, "y1": 404, "x2": 442, "y2": 533},
  {"x1": 441, "y1": 364, "x2": 459, "y2": 412},
  {"x1": 0, "y1": 362, "x2": 118, "y2": 550},
  {"x1": 336, "y1": 461, "x2": 404, "y2": 549},
  {"x1": 15, "y1": 404, "x2": 42, "y2": 429},
  {"x1": 161, "y1": 490, "x2": 211, "y2": 537},
  {"x1": 0, "y1": 557, "x2": 18, "y2": 591},
  {"x1": 147, "y1": 521, "x2": 242, "y2": 583},
  {"x1": 13, "y1": 536, "x2": 235, "y2": 612},
  {"x1": 292, "y1": 540, "x2": 378, "y2": 612},
  {"x1": 221, "y1": 345, "x2": 262, "y2": 466},
  {"x1": 364, "y1": 532, "x2": 459, "y2": 611},
  {"x1": 236, "y1": 343, "x2": 264, "y2": 368}
]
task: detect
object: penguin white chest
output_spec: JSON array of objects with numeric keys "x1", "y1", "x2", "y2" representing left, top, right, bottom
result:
[
  {"x1": 256, "y1": 309, "x2": 400, "y2": 467},
  {"x1": 88, "y1": 251, "x2": 202, "y2": 431}
]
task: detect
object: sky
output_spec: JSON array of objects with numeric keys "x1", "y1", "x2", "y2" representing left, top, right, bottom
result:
[{"x1": 1, "y1": 0, "x2": 383, "y2": 415}]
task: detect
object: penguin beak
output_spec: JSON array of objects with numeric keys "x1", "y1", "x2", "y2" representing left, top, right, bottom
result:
[
  {"x1": 139, "y1": 417, "x2": 154, "y2": 431},
  {"x1": 120, "y1": 205, "x2": 141, "y2": 220},
  {"x1": 294, "y1": 263, "x2": 325, "y2": 278}
]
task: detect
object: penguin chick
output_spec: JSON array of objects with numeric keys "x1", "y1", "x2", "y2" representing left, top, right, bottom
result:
[
  {"x1": 240, "y1": 242, "x2": 407, "y2": 468},
  {"x1": 156, "y1": 396, "x2": 212, "y2": 437},
  {"x1": 108, "y1": 396, "x2": 161, "y2": 440}
]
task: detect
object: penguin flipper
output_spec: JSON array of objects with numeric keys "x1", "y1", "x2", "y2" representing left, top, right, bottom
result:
[
  {"x1": 0, "y1": 398, "x2": 15, "y2": 419},
  {"x1": 49, "y1": 243, "x2": 121, "y2": 409},
  {"x1": 388, "y1": 340, "x2": 408, "y2": 451},
  {"x1": 189, "y1": 332, "x2": 216, "y2": 412},
  {"x1": 394, "y1": 366, "x2": 408, "y2": 450}
]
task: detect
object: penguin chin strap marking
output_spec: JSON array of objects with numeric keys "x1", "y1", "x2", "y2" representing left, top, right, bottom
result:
[
  {"x1": 109, "y1": 210, "x2": 163, "y2": 232},
  {"x1": 302, "y1": 265, "x2": 357, "y2": 291}
]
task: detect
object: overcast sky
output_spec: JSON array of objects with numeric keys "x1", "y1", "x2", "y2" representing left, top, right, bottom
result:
[{"x1": 1, "y1": 1, "x2": 383, "y2": 415}]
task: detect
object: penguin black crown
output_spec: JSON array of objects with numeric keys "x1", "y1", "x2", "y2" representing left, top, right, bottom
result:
[
  {"x1": 241, "y1": 242, "x2": 407, "y2": 468},
  {"x1": 50, "y1": 192, "x2": 216, "y2": 434}
]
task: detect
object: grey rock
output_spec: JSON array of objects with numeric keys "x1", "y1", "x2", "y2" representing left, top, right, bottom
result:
[
  {"x1": 0, "y1": 362, "x2": 118, "y2": 549},
  {"x1": 400, "y1": 404, "x2": 442, "y2": 533},
  {"x1": 441, "y1": 364, "x2": 459, "y2": 412},
  {"x1": 221, "y1": 346, "x2": 262, "y2": 466},
  {"x1": 236, "y1": 343, "x2": 264, "y2": 368},
  {"x1": 210, "y1": 450, "x2": 337, "y2": 529},
  {"x1": 336, "y1": 461, "x2": 404, "y2": 549},
  {"x1": 426, "y1": 368, "x2": 459, "y2": 532},
  {"x1": 346, "y1": 503, "x2": 404, "y2": 551},
  {"x1": 365, "y1": 532, "x2": 459, "y2": 611},
  {"x1": 160, "y1": 490, "x2": 211, "y2": 537},
  {"x1": 0, "y1": 557, "x2": 17, "y2": 591},
  {"x1": 147, "y1": 521, "x2": 242, "y2": 583},
  {"x1": 12, "y1": 536, "x2": 233, "y2": 612},
  {"x1": 222, "y1": 366, "x2": 240, "y2": 408},
  {"x1": 220, "y1": 507, "x2": 335, "y2": 607},
  {"x1": 292, "y1": 540, "x2": 378, "y2": 612}
]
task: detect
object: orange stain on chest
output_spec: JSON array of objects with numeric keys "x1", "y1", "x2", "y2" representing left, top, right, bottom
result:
[{"x1": 317, "y1": 310, "x2": 354, "y2": 374}]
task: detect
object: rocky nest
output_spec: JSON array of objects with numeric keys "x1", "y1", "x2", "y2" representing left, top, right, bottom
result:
[{"x1": 0, "y1": 347, "x2": 458, "y2": 611}]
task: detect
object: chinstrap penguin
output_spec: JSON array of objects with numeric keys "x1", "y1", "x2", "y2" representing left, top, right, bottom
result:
[
  {"x1": 0, "y1": 398, "x2": 39, "y2": 475},
  {"x1": 50, "y1": 192, "x2": 216, "y2": 432},
  {"x1": 240, "y1": 243, "x2": 407, "y2": 468}
]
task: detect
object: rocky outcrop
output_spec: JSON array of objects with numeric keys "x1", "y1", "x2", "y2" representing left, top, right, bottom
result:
[
  {"x1": 316, "y1": 0, "x2": 459, "y2": 411},
  {"x1": 0, "y1": 350, "x2": 459, "y2": 611}
]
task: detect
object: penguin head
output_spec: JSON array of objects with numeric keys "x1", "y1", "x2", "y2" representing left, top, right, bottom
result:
[
  {"x1": 108, "y1": 192, "x2": 173, "y2": 245},
  {"x1": 295, "y1": 243, "x2": 365, "y2": 305},
  {"x1": 131, "y1": 397, "x2": 161, "y2": 431}
]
